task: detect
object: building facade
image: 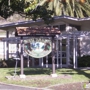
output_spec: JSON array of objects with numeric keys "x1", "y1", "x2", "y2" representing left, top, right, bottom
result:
[{"x1": 0, "y1": 16, "x2": 90, "y2": 68}]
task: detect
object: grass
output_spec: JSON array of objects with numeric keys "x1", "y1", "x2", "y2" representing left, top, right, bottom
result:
[{"x1": 0, "y1": 68, "x2": 90, "y2": 88}]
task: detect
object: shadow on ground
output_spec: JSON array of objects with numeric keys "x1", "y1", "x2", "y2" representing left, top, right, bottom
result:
[
  {"x1": 56, "y1": 68, "x2": 90, "y2": 80},
  {"x1": 7, "y1": 68, "x2": 52, "y2": 76}
]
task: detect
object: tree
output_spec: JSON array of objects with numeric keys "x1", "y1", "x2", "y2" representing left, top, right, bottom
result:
[
  {"x1": 0, "y1": 0, "x2": 27, "y2": 19},
  {"x1": 24, "y1": 0, "x2": 54, "y2": 24},
  {"x1": 1, "y1": 0, "x2": 90, "y2": 24},
  {"x1": 42, "y1": 0, "x2": 90, "y2": 18},
  {"x1": 0, "y1": 0, "x2": 54, "y2": 24},
  {"x1": 26, "y1": 0, "x2": 90, "y2": 18},
  {"x1": 1, "y1": 0, "x2": 90, "y2": 19}
]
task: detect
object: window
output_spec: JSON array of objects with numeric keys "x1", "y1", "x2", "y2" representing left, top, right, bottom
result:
[
  {"x1": 60, "y1": 24, "x2": 66, "y2": 32},
  {"x1": 69, "y1": 24, "x2": 81, "y2": 31}
]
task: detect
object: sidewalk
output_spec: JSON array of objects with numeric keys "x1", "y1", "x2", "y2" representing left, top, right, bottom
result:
[
  {"x1": 0, "y1": 82, "x2": 90, "y2": 90},
  {"x1": 0, "y1": 83, "x2": 44, "y2": 90}
]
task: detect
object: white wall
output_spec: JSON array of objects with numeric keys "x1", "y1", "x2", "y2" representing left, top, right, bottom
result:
[
  {"x1": 80, "y1": 35, "x2": 90, "y2": 56},
  {"x1": 0, "y1": 41, "x2": 18, "y2": 59},
  {"x1": 80, "y1": 22, "x2": 90, "y2": 56}
]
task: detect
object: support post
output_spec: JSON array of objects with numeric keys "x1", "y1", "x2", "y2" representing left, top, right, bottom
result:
[
  {"x1": 46, "y1": 56, "x2": 48, "y2": 68},
  {"x1": 60, "y1": 38, "x2": 62, "y2": 68},
  {"x1": 6, "y1": 31, "x2": 9, "y2": 60},
  {"x1": 73, "y1": 35, "x2": 76, "y2": 69},
  {"x1": 56, "y1": 39, "x2": 59, "y2": 68},
  {"x1": 41, "y1": 58, "x2": 44, "y2": 67},
  {"x1": 51, "y1": 37, "x2": 57, "y2": 77},
  {"x1": 20, "y1": 37, "x2": 26, "y2": 78},
  {"x1": 27, "y1": 55, "x2": 30, "y2": 68},
  {"x1": 3, "y1": 41, "x2": 5, "y2": 60},
  {"x1": 75, "y1": 38, "x2": 78, "y2": 68},
  {"x1": 66, "y1": 37, "x2": 70, "y2": 67}
]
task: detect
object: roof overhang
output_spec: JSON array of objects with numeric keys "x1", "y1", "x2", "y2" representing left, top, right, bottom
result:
[{"x1": 0, "y1": 15, "x2": 90, "y2": 31}]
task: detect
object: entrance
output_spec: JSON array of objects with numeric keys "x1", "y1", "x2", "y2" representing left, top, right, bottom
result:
[
  {"x1": 54, "y1": 37, "x2": 79, "y2": 68},
  {"x1": 24, "y1": 36, "x2": 79, "y2": 68},
  {"x1": 27, "y1": 37, "x2": 73, "y2": 68},
  {"x1": 55, "y1": 38, "x2": 68, "y2": 68}
]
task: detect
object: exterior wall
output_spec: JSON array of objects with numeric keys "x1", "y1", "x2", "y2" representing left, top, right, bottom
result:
[
  {"x1": 0, "y1": 42, "x2": 5, "y2": 59},
  {"x1": 0, "y1": 30, "x2": 19, "y2": 59},
  {"x1": 0, "y1": 41, "x2": 18, "y2": 59},
  {"x1": 1, "y1": 21, "x2": 90, "y2": 66},
  {"x1": 80, "y1": 23, "x2": 90, "y2": 56},
  {"x1": 0, "y1": 31, "x2": 6, "y2": 59},
  {"x1": 81, "y1": 26, "x2": 89, "y2": 31},
  {"x1": 80, "y1": 35, "x2": 90, "y2": 56}
]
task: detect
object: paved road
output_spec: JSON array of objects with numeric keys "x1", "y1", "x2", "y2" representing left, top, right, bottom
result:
[{"x1": 0, "y1": 83, "x2": 44, "y2": 90}]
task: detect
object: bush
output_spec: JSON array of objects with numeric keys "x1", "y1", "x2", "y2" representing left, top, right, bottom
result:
[
  {"x1": 6, "y1": 58, "x2": 16, "y2": 67},
  {"x1": 0, "y1": 60, "x2": 8, "y2": 68},
  {"x1": 78, "y1": 55, "x2": 90, "y2": 67},
  {"x1": 0, "y1": 58, "x2": 20, "y2": 68}
]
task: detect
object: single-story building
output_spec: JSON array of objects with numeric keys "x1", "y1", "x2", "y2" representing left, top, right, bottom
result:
[{"x1": 0, "y1": 15, "x2": 90, "y2": 69}]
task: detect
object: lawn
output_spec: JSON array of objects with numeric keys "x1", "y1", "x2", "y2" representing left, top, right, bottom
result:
[{"x1": 0, "y1": 68, "x2": 90, "y2": 88}]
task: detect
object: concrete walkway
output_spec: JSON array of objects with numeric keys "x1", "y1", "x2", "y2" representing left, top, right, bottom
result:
[{"x1": 0, "y1": 83, "x2": 46, "y2": 90}]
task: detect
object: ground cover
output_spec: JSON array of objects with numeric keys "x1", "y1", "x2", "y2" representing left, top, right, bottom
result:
[{"x1": 0, "y1": 68, "x2": 90, "y2": 89}]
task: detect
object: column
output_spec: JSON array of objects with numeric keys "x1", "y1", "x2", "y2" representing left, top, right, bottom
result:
[
  {"x1": 27, "y1": 55, "x2": 30, "y2": 68},
  {"x1": 3, "y1": 41, "x2": 5, "y2": 60},
  {"x1": 60, "y1": 38, "x2": 62, "y2": 68},
  {"x1": 75, "y1": 38, "x2": 78, "y2": 68},
  {"x1": 56, "y1": 39, "x2": 59, "y2": 68},
  {"x1": 41, "y1": 58, "x2": 44, "y2": 67},
  {"x1": 73, "y1": 35, "x2": 76, "y2": 69},
  {"x1": 66, "y1": 37, "x2": 70, "y2": 67},
  {"x1": 6, "y1": 31, "x2": 9, "y2": 60},
  {"x1": 46, "y1": 56, "x2": 48, "y2": 68},
  {"x1": 20, "y1": 37, "x2": 26, "y2": 78},
  {"x1": 51, "y1": 37, "x2": 57, "y2": 77}
]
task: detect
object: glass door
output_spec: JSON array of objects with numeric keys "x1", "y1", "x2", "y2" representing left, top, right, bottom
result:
[{"x1": 55, "y1": 38, "x2": 67, "y2": 68}]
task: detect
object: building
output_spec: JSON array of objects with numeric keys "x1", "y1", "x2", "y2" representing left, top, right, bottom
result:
[{"x1": 0, "y1": 16, "x2": 90, "y2": 69}]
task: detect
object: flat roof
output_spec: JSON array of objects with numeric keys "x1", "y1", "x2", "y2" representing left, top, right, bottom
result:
[{"x1": 0, "y1": 15, "x2": 90, "y2": 30}]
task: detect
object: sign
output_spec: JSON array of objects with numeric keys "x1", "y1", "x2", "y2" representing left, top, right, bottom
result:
[
  {"x1": 16, "y1": 27, "x2": 60, "y2": 36},
  {"x1": 24, "y1": 38, "x2": 52, "y2": 58}
]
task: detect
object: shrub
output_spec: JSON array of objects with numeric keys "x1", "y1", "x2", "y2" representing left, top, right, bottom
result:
[
  {"x1": 78, "y1": 55, "x2": 90, "y2": 67},
  {"x1": 5, "y1": 58, "x2": 16, "y2": 67},
  {"x1": 0, "y1": 60, "x2": 8, "y2": 68},
  {"x1": 0, "y1": 58, "x2": 20, "y2": 68}
]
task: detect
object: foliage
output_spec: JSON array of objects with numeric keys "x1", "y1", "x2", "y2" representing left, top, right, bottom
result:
[
  {"x1": 0, "y1": 0, "x2": 54, "y2": 24},
  {"x1": 25, "y1": 5, "x2": 54, "y2": 24},
  {"x1": 78, "y1": 55, "x2": 90, "y2": 67},
  {"x1": 0, "y1": 0, "x2": 90, "y2": 24},
  {"x1": 0, "y1": 0, "x2": 90, "y2": 25},
  {"x1": 24, "y1": 0, "x2": 54, "y2": 24},
  {"x1": 0, "y1": 59, "x2": 8, "y2": 68},
  {"x1": 0, "y1": 0, "x2": 27, "y2": 19},
  {"x1": 42, "y1": 0, "x2": 90, "y2": 18},
  {"x1": 0, "y1": 58, "x2": 20, "y2": 68}
]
